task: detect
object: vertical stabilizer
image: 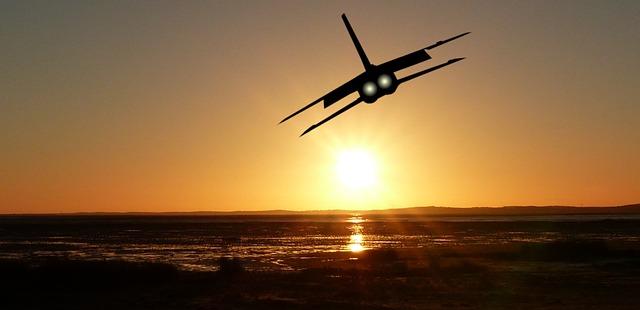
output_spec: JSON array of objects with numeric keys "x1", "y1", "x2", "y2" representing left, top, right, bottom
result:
[{"x1": 341, "y1": 14, "x2": 372, "y2": 70}]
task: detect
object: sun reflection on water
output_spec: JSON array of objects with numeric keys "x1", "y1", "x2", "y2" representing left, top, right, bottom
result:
[
  {"x1": 347, "y1": 216, "x2": 366, "y2": 252},
  {"x1": 349, "y1": 234, "x2": 364, "y2": 252}
]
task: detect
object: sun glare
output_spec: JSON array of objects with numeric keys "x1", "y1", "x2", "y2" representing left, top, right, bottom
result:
[{"x1": 335, "y1": 149, "x2": 379, "y2": 190}]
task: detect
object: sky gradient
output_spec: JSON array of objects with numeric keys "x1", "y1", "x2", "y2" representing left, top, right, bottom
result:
[{"x1": 1, "y1": 1, "x2": 639, "y2": 213}]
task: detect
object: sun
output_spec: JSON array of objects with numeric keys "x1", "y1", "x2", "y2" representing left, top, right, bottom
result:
[{"x1": 335, "y1": 149, "x2": 379, "y2": 190}]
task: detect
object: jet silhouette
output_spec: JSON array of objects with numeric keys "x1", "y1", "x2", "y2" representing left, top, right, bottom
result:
[{"x1": 280, "y1": 14, "x2": 469, "y2": 136}]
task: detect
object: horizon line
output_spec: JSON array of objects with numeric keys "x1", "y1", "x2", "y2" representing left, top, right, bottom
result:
[{"x1": 2, "y1": 203, "x2": 639, "y2": 216}]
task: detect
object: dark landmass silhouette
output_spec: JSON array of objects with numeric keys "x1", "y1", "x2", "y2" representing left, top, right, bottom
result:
[{"x1": 5, "y1": 203, "x2": 639, "y2": 216}]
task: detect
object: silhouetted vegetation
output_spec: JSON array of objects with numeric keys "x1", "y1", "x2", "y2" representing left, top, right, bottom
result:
[
  {"x1": 0, "y1": 258, "x2": 179, "y2": 291},
  {"x1": 218, "y1": 256, "x2": 244, "y2": 275}
]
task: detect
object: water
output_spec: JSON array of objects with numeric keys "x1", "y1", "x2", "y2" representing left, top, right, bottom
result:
[{"x1": 1, "y1": 214, "x2": 639, "y2": 271}]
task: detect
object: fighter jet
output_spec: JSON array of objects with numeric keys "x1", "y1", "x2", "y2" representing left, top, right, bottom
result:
[{"x1": 279, "y1": 14, "x2": 469, "y2": 136}]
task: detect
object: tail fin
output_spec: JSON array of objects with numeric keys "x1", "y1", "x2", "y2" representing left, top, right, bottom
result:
[{"x1": 341, "y1": 14, "x2": 372, "y2": 70}]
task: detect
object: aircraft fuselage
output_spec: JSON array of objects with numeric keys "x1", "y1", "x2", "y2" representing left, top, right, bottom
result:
[{"x1": 357, "y1": 67, "x2": 398, "y2": 104}]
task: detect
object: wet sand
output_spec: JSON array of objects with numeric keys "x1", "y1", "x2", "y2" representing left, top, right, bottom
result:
[{"x1": 2, "y1": 239, "x2": 640, "y2": 309}]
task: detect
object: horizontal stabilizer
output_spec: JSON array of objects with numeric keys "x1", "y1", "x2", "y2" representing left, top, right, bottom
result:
[
  {"x1": 398, "y1": 57, "x2": 465, "y2": 84},
  {"x1": 280, "y1": 75, "x2": 362, "y2": 123},
  {"x1": 323, "y1": 74, "x2": 363, "y2": 108},
  {"x1": 378, "y1": 49, "x2": 431, "y2": 73}
]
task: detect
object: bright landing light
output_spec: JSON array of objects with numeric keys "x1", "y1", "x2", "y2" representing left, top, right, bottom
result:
[{"x1": 335, "y1": 149, "x2": 379, "y2": 190}]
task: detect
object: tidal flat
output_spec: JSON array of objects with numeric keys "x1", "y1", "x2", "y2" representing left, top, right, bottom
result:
[{"x1": 1, "y1": 215, "x2": 640, "y2": 309}]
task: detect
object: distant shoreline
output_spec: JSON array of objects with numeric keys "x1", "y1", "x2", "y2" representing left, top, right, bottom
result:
[{"x1": 2, "y1": 204, "x2": 639, "y2": 217}]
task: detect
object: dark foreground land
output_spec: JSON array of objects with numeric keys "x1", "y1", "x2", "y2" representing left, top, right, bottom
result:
[{"x1": 3, "y1": 239, "x2": 640, "y2": 310}]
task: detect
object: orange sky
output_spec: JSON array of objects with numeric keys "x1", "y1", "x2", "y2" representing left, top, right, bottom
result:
[{"x1": 1, "y1": 1, "x2": 639, "y2": 213}]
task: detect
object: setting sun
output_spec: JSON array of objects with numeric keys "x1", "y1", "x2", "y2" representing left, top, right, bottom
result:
[{"x1": 335, "y1": 149, "x2": 379, "y2": 190}]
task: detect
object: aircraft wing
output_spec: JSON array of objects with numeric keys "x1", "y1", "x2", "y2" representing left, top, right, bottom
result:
[
  {"x1": 300, "y1": 97, "x2": 364, "y2": 136},
  {"x1": 279, "y1": 73, "x2": 365, "y2": 124},
  {"x1": 378, "y1": 32, "x2": 470, "y2": 74}
]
